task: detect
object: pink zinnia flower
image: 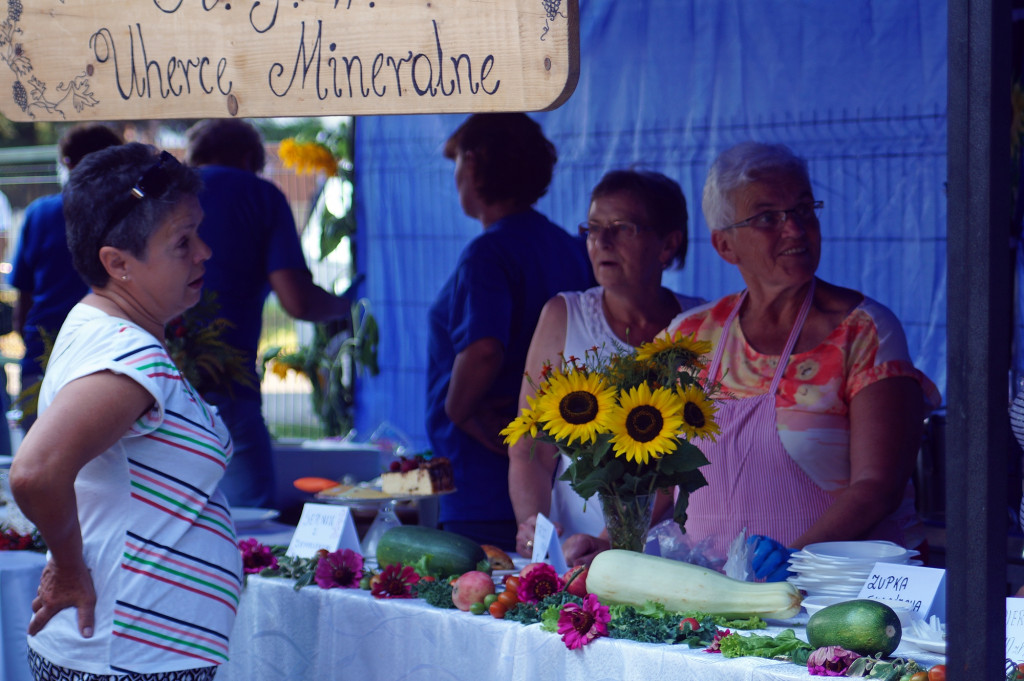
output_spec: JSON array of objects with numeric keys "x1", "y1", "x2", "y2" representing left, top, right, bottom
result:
[
  {"x1": 557, "y1": 594, "x2": 610, "y2": 649},
  {"x1": 371, "y1": 564, "x2": 420, "y2": 598},
  {"x1": 807, "y1": 646, "x2": 862, "y2": 676},
  {"x1": 704, "y1": 628, "x2": 731, "y2": 653},
  {"x1": 314, "y1": 548, "x2": 364, "y2": 589},
  {"x1": 517, "y1": 564, "x2": 563, "y2": 603},
  {"x1": 238, "y1": 538, "x2": 278, "y2": 574}
]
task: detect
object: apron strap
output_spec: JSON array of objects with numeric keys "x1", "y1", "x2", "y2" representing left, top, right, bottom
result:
[
  {"x1": 768, "y1": 279, "x2": 816, "y2": 394},
  {"x1": 707, "y1": 280, "x2": 817, "y2": 396}
]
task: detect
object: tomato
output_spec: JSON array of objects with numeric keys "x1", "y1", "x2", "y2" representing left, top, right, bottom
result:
[
  {"x1": 497, "y1": 590, "x2": 519, "y2": 608},
  {"x1": 910, "y1": 672, "x2": 929, "y2": 681},
  {"x1": 420, "y1": 575, "x2": 436, "y2": 582},
  {"x1": 927, "y1": 664, "x2": 946, "y2": 681},
  {"x1": 488, "y1": 601, "x2": 507, "y2": 619},
  {"x1": 504, "y1": 576, "x2": 520, "y2": 591},
  {"x1": 678, "y1": 617, "x2": 700, "y2": 633}
]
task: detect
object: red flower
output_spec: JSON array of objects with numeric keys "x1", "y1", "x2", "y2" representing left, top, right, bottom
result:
[
  {"x1": 807, "y1": 646, "x2": 862, "y2": 676},
  {"x1": 517, "y1": 564, "x2": 563, "y2": 603},
  {"x1": 557, "y1": 594, "x2": 610, "y2": 649},
  {"x1": 238, "y1": 538, "x2": 278, "y2": 574},
  {"x1": 371, "y1": 564, "x2": 420, "y2": 599},
  {"x1": 314, "y1": 549, "x2": 363, "y2": 589},
  {"x1": 705, "y1": 629, "x2": 732, "y2": 653},
  {"x1": 0, "y1": 528, "x2": 33, "y2": 551}
]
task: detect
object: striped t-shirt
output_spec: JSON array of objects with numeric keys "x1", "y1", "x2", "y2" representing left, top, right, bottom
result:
[{"x1": 29, "y1": 303, "x2": 242, "y2": 675}]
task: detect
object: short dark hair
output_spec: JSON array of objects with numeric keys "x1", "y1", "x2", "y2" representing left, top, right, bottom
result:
[
  {"x1": 64, "y1": 143, "x2": 202, "y2": 288},
  {"x1": 185, "y1": 118, "x2": 266, "y2": 173},
  {"x1": 443, "y1": 113, "x2": 556, "y2": 206},
  {"x1": 591, "y1": 169, "x2": 690, "y2": 269},
  {"x1": 59, "y1": 124, "x2": 122, "y2": 170}
]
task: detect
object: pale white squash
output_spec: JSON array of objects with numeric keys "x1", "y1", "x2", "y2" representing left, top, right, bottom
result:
[{"x1": 587, "y1": 550, "x2": 803, "y2": 619}]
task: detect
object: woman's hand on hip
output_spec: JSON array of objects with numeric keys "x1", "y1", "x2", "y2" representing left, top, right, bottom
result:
[{"x1": 30, "y1": 557, "x2": 96, "y2": 638}]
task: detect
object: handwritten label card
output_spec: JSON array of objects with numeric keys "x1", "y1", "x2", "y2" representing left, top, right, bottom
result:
[
  {"x1": 287, "y1": 503, "x2": 361, "y2": 558},
  {"x1": 1006, "y1": 598, "x2": 1024, "y2": 660},
  {"x1": 857, "y1": 562, "x2": 946, "y2": 620},
  {"x1": 532, "y1": 514, "x2": 568, "y2": 574}
]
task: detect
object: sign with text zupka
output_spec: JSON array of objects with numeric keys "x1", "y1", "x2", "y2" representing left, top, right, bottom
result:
[{"x1": 0, "y1": 0, "x2": 579, "y2": 121}]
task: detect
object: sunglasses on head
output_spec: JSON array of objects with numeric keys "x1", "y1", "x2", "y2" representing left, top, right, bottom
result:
[{"x1": 101, "y1": 150, "x2": 182, "y2": 243}]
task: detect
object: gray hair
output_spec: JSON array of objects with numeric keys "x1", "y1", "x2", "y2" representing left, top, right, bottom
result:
[{"x1": 702, "y1": 142, "x2": 810, "y2": 231}]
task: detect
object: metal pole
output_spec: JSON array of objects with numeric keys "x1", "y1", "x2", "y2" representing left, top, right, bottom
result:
[{"x1": 947, "y1": 1, "x2": 1012, "y2": 679}]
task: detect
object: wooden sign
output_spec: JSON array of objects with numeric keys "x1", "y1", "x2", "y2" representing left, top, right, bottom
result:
[{"x1": 0, "y1": 0, "x2": 579, "y2": 121}]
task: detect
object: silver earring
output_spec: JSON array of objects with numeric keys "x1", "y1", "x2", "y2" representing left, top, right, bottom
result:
[{"x1": 122, "y1": 274, "x2": 128, "y2": 281}]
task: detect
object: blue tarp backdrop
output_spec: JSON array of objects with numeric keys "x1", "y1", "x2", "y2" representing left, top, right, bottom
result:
[{"x1": 353, "y1": 0, "x2": 948, "y2": 451}]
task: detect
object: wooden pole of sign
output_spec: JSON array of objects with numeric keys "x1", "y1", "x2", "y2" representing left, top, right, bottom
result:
[{"x1": 0, "y1": 0, "x2": 579, "y2": 121}]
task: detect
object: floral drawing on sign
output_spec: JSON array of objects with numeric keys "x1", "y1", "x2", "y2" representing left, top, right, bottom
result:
[
  {"x1": 0, "y1": 0, "x2": 98, "y2": 118},
  {"x1": 540, "y1": 0, "x2": 565, "y2": 41}
]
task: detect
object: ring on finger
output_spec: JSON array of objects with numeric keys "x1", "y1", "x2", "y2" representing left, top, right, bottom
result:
[{"x1": 525, "y1": 539, "x2": 534, "y2": 548}]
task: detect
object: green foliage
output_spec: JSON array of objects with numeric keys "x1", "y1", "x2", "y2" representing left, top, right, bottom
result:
[
  {"x1": 413, "y1": 579, "x2": 456, "y2": 609},
  {"x1": 260, "y1": 550, "x2": 321, "y2": 591},
  {"x1": 717, "y1": 628, "x2": 815, "y2": 661},
  {"x1": 262, "y1": 298, "x2": 379, "y2": 437}
]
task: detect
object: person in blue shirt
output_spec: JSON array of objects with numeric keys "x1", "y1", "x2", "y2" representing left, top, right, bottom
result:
[
  {"x1": 184, "y1": 119, "x2": 351, "y2": 508},
  {"x1": 10, "y1": 123, "x2": 123, "y2": 432},
  {"x1": 427, "y1": 113, "x2": 594, "y2": 550}
]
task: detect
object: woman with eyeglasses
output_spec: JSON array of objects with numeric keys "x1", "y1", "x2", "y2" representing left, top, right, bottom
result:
[
  {"x1": 657, "y1": 141, "x2": 940, "y2": 579},
  {"x1": 9, "y1": 143, "x2": 240, "y2": 680},
  {"x1": 508, "y1": 169, "x2": 704, "y2": 559}
]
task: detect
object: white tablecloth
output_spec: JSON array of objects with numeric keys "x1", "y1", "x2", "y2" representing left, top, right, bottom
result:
[
  {"x1": 0, "y1": 552, "x2": 46, "y2": 681},
  {"x1": 219, "y1": 577, "x2": 945, "y2": 681}
]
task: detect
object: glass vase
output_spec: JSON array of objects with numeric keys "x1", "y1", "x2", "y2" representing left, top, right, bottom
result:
[{"x1": 598, "y1": 491, "x2": 654, "y2": 553}]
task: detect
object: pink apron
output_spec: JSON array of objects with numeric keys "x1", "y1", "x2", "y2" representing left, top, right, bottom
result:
[{"x1": 683, "y1": 282, "x2": 833, "y2": 559}]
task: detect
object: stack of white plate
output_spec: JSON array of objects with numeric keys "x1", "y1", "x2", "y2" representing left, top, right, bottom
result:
[{"x1": 787, "y1": 541, "x2": 920, "y2": 597}]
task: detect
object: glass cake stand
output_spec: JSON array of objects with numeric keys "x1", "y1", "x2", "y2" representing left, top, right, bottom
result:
[{"x1": 314, "y1": 487, "x2": 456, "y2": 557}]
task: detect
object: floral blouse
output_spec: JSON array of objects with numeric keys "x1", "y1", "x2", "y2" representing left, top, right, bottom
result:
[{"x1": 668, "y1": 292, "x2": 941, "y2": 493}]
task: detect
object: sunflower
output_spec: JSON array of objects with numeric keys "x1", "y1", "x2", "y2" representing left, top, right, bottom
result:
[
  {"x1": 535, "y1": 371, "x2": 617, "y2": 446},
  {"x1": 278, "y1": 138, "x2": 339, "y2": 176},
  {"x1": 633, "y1": 330, "x2": 712, "y2": 363},
  {"x1": 608, "y1": 384, "x2": 683, "y2": 465},
  {"x1": 676, "y1": 384, "x2": 720, "y2": 442},
  {"x1": 500, "y1": 394, "x2": 543, "y2": 446}
]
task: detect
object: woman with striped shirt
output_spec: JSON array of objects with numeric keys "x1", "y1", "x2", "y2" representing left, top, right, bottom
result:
[{"x1": 9, "y1": 143, "x2": 241, "y2": 680}]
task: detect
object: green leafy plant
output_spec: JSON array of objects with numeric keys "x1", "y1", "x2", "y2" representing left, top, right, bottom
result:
[{"x1": 262, "y1": 297, "x2": 380, "y2": 437}]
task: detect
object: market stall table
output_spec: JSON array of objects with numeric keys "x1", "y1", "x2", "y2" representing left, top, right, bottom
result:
[
  {"x1": 0, "y1": 551, "x2": 46, "y2": 681},
  {"x1": 219, "y1": 576, "x2": 946, "y2": 681}
]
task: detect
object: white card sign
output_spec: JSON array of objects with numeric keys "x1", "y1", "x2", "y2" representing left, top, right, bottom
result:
[
  {"x1": 857, "y1": 562, "x2": 946, "y2": 620},
  {"x1": 287, "y1": 503, "x2": 361, "y2": 558},
  {"x1": 1006, "y1": 598, "x2": 1024, "y2": 660},
  {"x1": 531, "y1": 513, "x2": 568, "y2": 574}
]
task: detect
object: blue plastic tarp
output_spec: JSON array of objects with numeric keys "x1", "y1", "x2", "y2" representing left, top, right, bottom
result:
[{"x1": 353, "y1": 0, "x2": 948, "y2": 450}]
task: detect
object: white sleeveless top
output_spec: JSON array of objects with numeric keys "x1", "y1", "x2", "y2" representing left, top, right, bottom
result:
[{"x1": 549, "y1": 286, "x2": 704, "y2": 537}]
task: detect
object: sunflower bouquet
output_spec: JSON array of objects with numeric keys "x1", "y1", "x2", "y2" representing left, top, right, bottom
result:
[{"x1": 502, "y1": 331, "x2": 719, "y2": 550}]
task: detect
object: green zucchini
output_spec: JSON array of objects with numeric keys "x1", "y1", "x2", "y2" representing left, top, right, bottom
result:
[{"x1": 375, "y1": 526, "x2": 486, "y2": 577}]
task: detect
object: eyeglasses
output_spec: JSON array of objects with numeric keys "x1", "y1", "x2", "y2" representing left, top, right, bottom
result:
[
  {"x1": 102, "y1": 150, "x2": 182, "y2": 242},
  {"x1": 578, "y1": 220, "x2": 647, "y2": 241},
  {"x1": 723, "y1": 200, "x2": 824, "y2": 232}
]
